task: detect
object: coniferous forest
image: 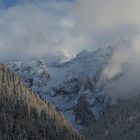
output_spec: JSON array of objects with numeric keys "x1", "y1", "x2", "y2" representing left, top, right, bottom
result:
[{"x1": 0, "y1": 64, "x2": 84, "y2": 140}]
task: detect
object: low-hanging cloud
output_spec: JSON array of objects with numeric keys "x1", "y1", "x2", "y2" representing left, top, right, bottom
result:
[
  {"x1": 2, "y1": 0, "x2": 140, "y2": 99},
  {"x1": 2, "y1": 0, "x2": 140, "y2": 62},
  {"x1": 0, "y1": 1, "x2": 92, "y2": 62},
  {"x1": 73, "y1": 0, "x2": 140, "y2": 99},
  {"x1": 101, "y1": 35, "x2": 140, "y2": 99}
]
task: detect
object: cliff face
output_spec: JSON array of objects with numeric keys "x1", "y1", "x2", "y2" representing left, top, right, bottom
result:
[{"x1": 0, "y1": 64, "x2": 84, "y2": 140}]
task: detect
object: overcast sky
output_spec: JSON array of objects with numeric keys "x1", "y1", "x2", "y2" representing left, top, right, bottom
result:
[{"x1": 0, "y1": 0, "x2": 140, "y2": 61}]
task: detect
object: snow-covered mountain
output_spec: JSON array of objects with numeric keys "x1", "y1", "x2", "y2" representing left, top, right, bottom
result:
[{"x1": 8, "y1": 46, "x2": 116, "y2": 131}]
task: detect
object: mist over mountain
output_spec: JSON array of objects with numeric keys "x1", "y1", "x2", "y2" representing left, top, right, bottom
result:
[
  {"x1": 0, "y1": 0, "x2": 92, "y2": 62},
  {"x1": 8, "y1": 44, "x2": 140, "y2": 140},
  {"x1": 1, "y1": 0, "x2": 140, "y2": 140}
]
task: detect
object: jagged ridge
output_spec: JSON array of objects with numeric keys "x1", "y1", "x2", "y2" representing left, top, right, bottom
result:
[{"x1": 8, "y1": 47, "x2": 114, "y2": 130}]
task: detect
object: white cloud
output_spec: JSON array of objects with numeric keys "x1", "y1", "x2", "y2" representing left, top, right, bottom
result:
[
  {"x1": 100, "y1": 35, "x2": 140, "y2": 99},
  {"x1": 1, "y1": 0, "x2": 140, "y2": 99},
  {"x1": 75, "y1": 0, "x2": 140, "y2": 31},
  {"x1": 72, "y1": 0, "x2": 140, "y2": 99},
  {"x1": 2, "y1": 0, "x2": 140, "y2": 62},
  {"x1": 0, "y1": 1, "x2": 92, "y2": 61}
]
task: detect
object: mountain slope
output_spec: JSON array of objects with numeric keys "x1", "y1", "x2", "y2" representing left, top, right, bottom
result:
[
  {"x1": 8, "y1": 46, "x2": 115, "y2": 130},
  {"x1": 0, "y1": 64, "x2": 84, "y2": 140},
  {"x1": 86, "y1": 95, "x2": 140, "y2": 140}
]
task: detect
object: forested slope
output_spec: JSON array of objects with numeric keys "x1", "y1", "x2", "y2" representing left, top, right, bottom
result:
[
  {"x1": 0, "y1": 64, "x2": 84, "y2": 140},
  {"x1": 86, "y1": 95, "x2": 140, "y2": 140}
]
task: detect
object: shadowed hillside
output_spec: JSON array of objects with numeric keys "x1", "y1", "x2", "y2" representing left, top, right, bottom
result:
[
  {"x1": 0, "y1": 64, "x2": 84, "y2": 140},
  {"x1": 86, "y1": 95, "x2": 140, "y2": 140}
]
